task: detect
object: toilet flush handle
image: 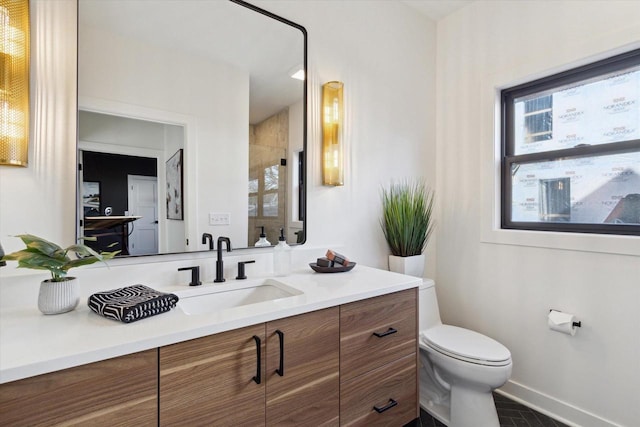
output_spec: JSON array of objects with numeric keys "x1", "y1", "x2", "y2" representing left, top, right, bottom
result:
[{"x1": 373, "y1": 327, "x2": 398, "y2": 338}]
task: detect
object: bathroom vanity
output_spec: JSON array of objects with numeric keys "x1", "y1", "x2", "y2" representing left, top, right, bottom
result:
[{"x1": 0, "y1": 266, "x2": 420, "y2": 426}]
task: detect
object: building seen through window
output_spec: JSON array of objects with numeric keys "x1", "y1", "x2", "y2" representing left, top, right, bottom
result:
[{"x1": 502, "y1": 49, "x2": 640, "y2": 235}]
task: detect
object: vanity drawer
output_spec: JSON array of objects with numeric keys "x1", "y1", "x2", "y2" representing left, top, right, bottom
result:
[
  {"x1": 340, "y1": 288, "x2": 417, "y2": 381},
  {"x1": 340, "y1": 353, "x2": 417, "y2": 426}
]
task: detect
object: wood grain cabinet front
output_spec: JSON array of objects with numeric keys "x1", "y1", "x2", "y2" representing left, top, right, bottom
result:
[
  {"x1": 266, "y1": 307, "x2": 340, "y2": 426},
  {"x1": 340, "y1": 288, "x2": 418, "y2": 426},
  {"x1": 340, "y1": 354, "x2": 417, "y2": 426},
  {"x1": 159, "y1": 324, "x2": 266, "y2": 427},
  {"x1": 0, "y1": 349, "x2": 158, "y2": 427},
  {"x1": 159, "y1": 307, "x2": 340, "y2": 427}
]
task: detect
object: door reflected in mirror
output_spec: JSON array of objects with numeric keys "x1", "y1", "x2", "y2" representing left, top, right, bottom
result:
[{"x1": 77, "y1": 0, "x2": 306, "y2": 257}]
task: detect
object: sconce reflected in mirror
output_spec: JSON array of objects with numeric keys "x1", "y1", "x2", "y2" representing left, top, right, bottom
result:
[
  {"x1": 0, "y1": 0, "x2": 29, "y2": 167},
  {"x1": 322, "y1": 81, "x2": 344, "y2": 186}
]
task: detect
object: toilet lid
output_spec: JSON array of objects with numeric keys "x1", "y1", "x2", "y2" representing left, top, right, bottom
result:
[{"x1": 421, "y1": 325, "x2": 511, "y2": 366}]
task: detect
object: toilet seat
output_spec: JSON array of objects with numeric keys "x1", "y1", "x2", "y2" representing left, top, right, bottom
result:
[{"x1": 421, "y1": 325, "x2": 511, "y2": 367}]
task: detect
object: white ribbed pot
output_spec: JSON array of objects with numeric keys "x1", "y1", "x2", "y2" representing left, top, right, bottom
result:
[
  {"x1": 38, "y1": 277, "x2": 80, "y2": 315},
  {"x1": 388, "y1": 254, "x2": 425, "y2": 278}
]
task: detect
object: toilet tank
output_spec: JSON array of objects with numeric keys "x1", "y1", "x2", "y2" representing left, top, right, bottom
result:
[{"x1": 419, "y1": 279, "x2": 442, "y2": 331}]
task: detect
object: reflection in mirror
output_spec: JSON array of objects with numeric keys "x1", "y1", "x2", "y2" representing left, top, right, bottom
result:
[
  {"x1": 79, "y1": 111, "x2": 184, "y2": 256},
  {"x1": 77, "y1": 0, "x2": 306, "y2": 257}
]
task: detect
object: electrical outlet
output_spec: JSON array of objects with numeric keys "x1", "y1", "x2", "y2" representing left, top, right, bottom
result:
[{"x1": 209, "y1": 212, "x2": 230, "y2": 226}]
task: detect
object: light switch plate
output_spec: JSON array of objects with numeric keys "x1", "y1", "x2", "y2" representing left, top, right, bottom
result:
[{"x1": 209, "y1": 212, "x2": 230, "y2": 225}]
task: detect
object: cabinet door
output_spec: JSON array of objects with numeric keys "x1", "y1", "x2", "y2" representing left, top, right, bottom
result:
[
  {"x1": 266, "y1": 307, "x2": 340, "y2": 426},
  {"x1": 159, "y1": 324, "x2": 266, "y2": 426},
  {"x1": 0, "y1": 349, "x2": 157, "y2": 426}
]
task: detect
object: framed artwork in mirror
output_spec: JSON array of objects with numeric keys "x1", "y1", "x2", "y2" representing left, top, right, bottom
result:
[
  {"x1": 166, "y1": 149, "x2": 183, "y2": 220},
  {"x1": 82, "y1": 181, "x2": 101, "y2": 217}
]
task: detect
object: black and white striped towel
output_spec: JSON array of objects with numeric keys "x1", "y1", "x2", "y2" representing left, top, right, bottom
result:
[{"x1": 88, "y1": 284, "x2": 179, "y2": 323}]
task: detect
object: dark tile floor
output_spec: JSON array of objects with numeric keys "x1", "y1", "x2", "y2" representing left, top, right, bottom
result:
[{"x1": 418, "y1": 392, "x2": 569, "y2": 427}]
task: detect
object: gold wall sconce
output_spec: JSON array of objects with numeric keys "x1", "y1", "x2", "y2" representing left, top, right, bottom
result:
[
  {"x1": 322, "y1": 81, "x2": 344, "y2": 186},
  {"x1": 1, "y1": 0, "x2": 30, "y2": 167}
]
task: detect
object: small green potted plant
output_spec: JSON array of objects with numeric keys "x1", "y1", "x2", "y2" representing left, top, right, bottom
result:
[
  {"x1": 380, "y1": 179, "x2": 434, "y2": 277},
  {"x1": 1, "y1": 234, "x2": 119, "y2": 314}
]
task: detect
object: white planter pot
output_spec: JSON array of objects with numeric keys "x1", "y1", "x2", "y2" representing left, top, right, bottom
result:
[
  {"x1": 38, "y1": 277, "x2": 80, "y2": 315},
  {"x1": 388, "y1": 254, "x2": 425, "y2": 278}
]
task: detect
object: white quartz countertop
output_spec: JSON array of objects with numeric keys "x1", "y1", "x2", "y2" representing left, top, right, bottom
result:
[{"x1": 0, "y1": 265, "x2": 421, "y2": 384}]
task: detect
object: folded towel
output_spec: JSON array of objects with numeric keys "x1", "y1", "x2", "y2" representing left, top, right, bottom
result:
[{"x1": 88, "y1": 284, "x2": 179, "y2": 323}]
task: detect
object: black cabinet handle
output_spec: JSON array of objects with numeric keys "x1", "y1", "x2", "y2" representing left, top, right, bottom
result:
[
  {"x1": 373, "y1": 398, "x2": 398, "y2": 414},
  {"x1": 275, "y1": 329, "x2": 284, "y2": 376},
  {"x1": 373, "y1": 327, "x2": 397, "y2": 338},
  {"x1": 252, "y1": 335, "x2": 261, "y2": 384}
]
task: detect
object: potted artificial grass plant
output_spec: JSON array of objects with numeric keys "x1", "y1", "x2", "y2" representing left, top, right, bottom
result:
[
  {"x1": 1, "y1": 234, "x2": 119, "y2": 314},
  {"x1": 380, "y1": 180, "x2": 434, "y2": 277}
]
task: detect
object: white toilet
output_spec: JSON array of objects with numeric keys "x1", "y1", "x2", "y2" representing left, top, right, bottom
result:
[{"x1": 419, "y1": 279, "x2": 512, "y2": 427}]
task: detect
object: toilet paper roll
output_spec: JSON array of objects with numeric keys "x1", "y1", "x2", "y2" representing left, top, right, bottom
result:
[{"x1": 548, "y1": 310, "x2": 578, "y2": 336}]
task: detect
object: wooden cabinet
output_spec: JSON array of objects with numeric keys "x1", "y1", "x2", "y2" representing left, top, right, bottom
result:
[
  {"x1": 0, "y1": 349, "x2": 157, "y2": 426},
  {"x1": 159, "y1": 307, "x2": 340, "y2": 427},
  {"x1": 0, "y1": 288, "x2": 416, "y2": 427},
  {"x1": 340, "y1": 289, "x2": 418, "y2": 426},
  {"x1": 266, "y1": 307, "x2": 340, "y2": 426},
  {"x1": 159, "y1": 324, "x2": 266, "y2": 426}
]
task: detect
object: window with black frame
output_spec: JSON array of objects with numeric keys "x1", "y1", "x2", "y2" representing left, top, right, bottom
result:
[{"x1": 501, "y1": 49, "x2": 640, "y2": 235}]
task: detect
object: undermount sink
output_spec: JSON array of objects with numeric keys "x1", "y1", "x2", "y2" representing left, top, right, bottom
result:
[{"x1": 177, "y1": 279, "x2": 302, "y2": 315}]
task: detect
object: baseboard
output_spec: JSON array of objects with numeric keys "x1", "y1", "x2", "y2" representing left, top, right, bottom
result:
[{"x1": 497, "y1": 380, "x2": 623, "y2": 427}]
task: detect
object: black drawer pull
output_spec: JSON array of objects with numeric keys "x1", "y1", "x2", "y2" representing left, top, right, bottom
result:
[
  {"x1": 275, "y1": 329, "x2": 284, "y2": 376},
  {"x1": 373, "y1": 327, "x2": 397, "y2": 338},
  {"x1": 373, "y1": 398, "x2": 398, "y2": 414},
  {"x1": 252, "y1": 335, "x2": 261, "y2": 384}
]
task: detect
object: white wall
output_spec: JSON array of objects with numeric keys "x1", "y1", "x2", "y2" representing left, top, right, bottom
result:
[
  {"x1": 436, "y1": 2, "x2": 640, "y2": 426},
  {"x1": 79, "y1": 112, "x2": 169, "y2": 151}
]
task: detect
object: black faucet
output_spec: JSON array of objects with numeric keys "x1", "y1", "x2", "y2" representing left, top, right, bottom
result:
[
  {"x1": 236, "y1": 260, "x2": 256, "y2": 280},
  {"x1": 202, "y1": 233, "x2": 214, "y2": 250},
  {"x1": 178, "y1": 266, "x2": 202, "y2": 287},
  {"x1": 214, "y1": 236, "x2": 231, "y2": 282}
]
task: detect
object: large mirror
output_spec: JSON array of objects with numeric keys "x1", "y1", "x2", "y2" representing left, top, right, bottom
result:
[{"x1": 77, "y1": 0, "x2": 306, "y2": 256}]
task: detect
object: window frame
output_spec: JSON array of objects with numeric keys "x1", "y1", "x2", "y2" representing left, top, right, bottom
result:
[{"x1": 501, "y1": 48, "x2": 640, "y2": 236}]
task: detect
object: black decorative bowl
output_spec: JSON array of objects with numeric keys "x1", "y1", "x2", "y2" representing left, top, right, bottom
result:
[{"x1": 309, "y1": 262, "x2": 356, "y2": 273}]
